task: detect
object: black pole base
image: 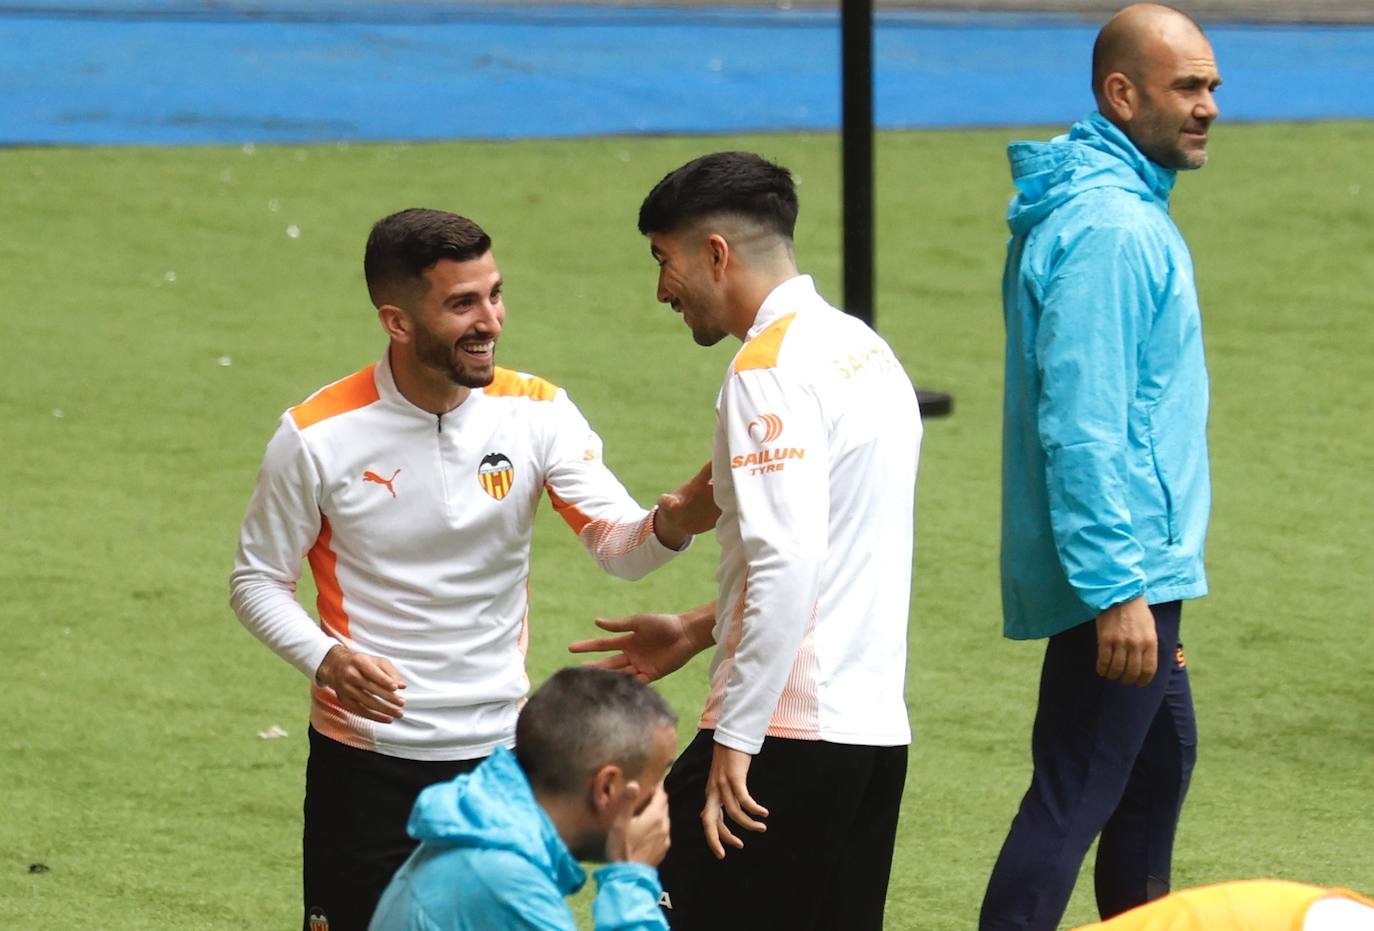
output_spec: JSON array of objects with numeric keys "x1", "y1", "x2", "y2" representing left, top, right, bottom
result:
[{"x1": 915, "y1": 387, "x2": 954, "y2": 419}]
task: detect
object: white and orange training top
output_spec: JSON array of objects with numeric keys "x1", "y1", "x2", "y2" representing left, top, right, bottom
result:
[
  {"x1": 701, "y1": 275, "x2": 922, "y2": 754},
  {"x1": 230, "y1": 352, "x2": 684, "y2": 761}
]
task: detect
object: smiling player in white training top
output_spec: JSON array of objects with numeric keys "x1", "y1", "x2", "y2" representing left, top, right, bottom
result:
[{"x1": 230, "y1": 208, "x2": 716, "y2": 931}]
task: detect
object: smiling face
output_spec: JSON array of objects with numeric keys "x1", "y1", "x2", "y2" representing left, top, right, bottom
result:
[
  {"x1": 403, "y1": 252, "x2": 505, "y2": 389},
  {"x1": 1096, "y1": 9, "x2": 1223, "y2": 172},
  {"x1": 649, "y1": 229, "x2": 730, "y2": 347},
  {"x1": 1126, "y1": 27, "x2": 1222, "y2": 170}
]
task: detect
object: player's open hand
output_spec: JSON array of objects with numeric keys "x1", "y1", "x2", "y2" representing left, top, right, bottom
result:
[
  {"x1": 702, "y1": 743, "x2": 768, "y2": 859},
  {"x1": 1095, "y1": 597, "x2": 1158, "y2": 687},
  {"x1": 315, "y1": 644, "x2": 407, "y2": 723},
  {"x1": 568, "y1": 612, "x2": 707, "y2": 683},
  {"x1": 653, "y1": 460, "x2": 720, "y2": 547}
]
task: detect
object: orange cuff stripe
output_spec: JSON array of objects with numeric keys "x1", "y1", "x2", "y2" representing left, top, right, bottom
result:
[
  {"x1": 546, "y1": 488, "x2": 656, "y2": 558},
  {"x1": 580, "y1": 513, "x2": 654, "y2": 561}
]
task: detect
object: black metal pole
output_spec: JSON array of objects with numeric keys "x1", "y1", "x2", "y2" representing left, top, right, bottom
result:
[
  {"x1": 841, "y1": 0, "x2": 874, "y2": 328},
  {"x1": 839, "y1": 0, "x2": 954, "y2": 417}
]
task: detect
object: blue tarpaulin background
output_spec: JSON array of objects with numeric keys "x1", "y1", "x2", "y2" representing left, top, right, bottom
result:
[{"x1": 2, "y1": 3, "x2": 1372, "y2": 145}]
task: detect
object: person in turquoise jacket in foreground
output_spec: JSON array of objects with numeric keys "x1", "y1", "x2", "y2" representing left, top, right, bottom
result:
[
  {"x1": 369, "y1": 668, "x2": 678, "y2": 931},
  {"x1": 981, "y1": 5, "x2": 1222, "y2": 931}
]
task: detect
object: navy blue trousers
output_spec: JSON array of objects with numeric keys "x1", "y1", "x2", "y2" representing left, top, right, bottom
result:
[{"x1": 979, "y1": 602, "x2": 1197, "y2": 931}]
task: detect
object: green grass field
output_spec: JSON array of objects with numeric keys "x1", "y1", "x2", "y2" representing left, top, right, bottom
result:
[{"x1": 2, "y1": 122, "x2": 1372, "y2": 930}]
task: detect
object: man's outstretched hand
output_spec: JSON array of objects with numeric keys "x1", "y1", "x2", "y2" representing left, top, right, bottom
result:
[{"x1": 568, "y1": 607, "x2": 714, "y2": 683}]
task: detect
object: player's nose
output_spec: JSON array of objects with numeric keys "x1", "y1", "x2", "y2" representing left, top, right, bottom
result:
[{"x1": 477, "y1": 300, "x2": 504, "y2": 332}]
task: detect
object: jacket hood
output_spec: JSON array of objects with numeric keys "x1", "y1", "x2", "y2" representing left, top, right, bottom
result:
[
  {"x1": 405, "y1": 745, "x2": 586, "y2": 896},
  {"x1": 1006, "y1": 111, "x2": 1176, "y2": 236}
]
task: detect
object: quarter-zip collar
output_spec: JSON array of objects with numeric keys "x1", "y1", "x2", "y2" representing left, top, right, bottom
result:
[
  {"x1": 746, "y1": 274, "x2": 820, "y2": 341},
  {"x1": 375, "y1": 349, "x2": 478, "y2": 431}
]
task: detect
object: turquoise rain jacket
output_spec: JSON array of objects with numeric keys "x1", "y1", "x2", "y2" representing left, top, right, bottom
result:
[
  {"x1": 368, "y1": 746, "x2": 668, "y2": 931},
  {"x1": 1000, "y1": 111, "x2": 1211, "y2": 640}
]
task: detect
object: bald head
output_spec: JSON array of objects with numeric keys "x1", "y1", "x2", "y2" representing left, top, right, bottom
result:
[
  {"x1": 1090, "y1": 3, "x2": 1221, "y2": 170},
  {"x1": 1092, "y1": 4, "x2": 1206, "y2": 105}
]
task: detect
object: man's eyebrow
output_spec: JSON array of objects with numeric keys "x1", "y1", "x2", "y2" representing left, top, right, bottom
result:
[
  {"x1": 1175, "y1": 73, "x2": 1221, "y2": 89},
  {"x1": 443, "y1": 277, "x2": 503, "y2": 303}
]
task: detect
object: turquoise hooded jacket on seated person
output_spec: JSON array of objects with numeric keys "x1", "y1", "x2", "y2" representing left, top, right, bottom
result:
[
  {"x1": 368, "y1": 746, "x2": 668, "y2": 931},
  {"x1": 1000, "y1": 111, "x2": 1211, "y2": 640}
]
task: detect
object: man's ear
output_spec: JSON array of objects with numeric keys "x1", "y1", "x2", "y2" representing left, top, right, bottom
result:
[
  {"x1": 378, "y1": 304, "x2": 411, "y2": 342},
  {"x1": 706, "y1": 233, "x2": 731, "y2": 282},
  {"x1": 1101, "y1": 72, "x2": 1138, "y2": 122},
  {"x1": 588, "y1": 764, "x2": 626, "y2": 817}
]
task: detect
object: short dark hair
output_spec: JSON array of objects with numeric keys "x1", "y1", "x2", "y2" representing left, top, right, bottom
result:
[
  {"x1": 363, "y1": 208, "x2": 492, "y2": 308},
  {"x1": 515, "y1": 668, "x2": 677, "y2": 796},
  {"x1": 637, "y1": 151, "x2": 798, "y2": 241}
]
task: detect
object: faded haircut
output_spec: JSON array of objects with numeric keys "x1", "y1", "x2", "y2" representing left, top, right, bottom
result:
[
  {"x1": 363, "y1": 208, "x2": 491, "y2": 308},
  {"x1": 637, "y1": 151, "x2": 798, "y2": 241},
  {"x1": 515, "y1": 667, "x2": 677, "y2": 796}
]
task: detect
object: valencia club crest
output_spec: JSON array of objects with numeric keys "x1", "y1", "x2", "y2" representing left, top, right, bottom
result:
[{"x1": 478, "y1": 452, "x2": 515, "y2": 500}]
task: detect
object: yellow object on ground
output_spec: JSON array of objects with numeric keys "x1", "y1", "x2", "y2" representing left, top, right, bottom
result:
[{"x1": 1074, "y1": 880, "x2": 1374, "y2": 931}]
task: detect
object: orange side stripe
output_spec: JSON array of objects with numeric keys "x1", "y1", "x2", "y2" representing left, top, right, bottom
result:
[
  {"x1": 486, "y1": 367, "x2": 559, "y2": 401},
  {"x1": 290, "y1": 365, "x2": 381, "y2": 430},
  {"x1": 768, "y1": 603, "x2": 821, "y2": 737},
  {"x1": 732, "y1": 313, "x2": 798, "y2": 374},
  {"x1": 545, "y1": 485, "x2": 592, "y2": 535},
  {"x1": 698, "y1": 583, "x2": 746, "y2": 728},
  {"x1": 307, "y1": 515, "x2": 350, "y2": 640}
]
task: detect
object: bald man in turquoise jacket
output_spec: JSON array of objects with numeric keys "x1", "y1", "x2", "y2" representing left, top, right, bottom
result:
[
  {"x1": 982, "y1": 5, "x2": 1222, "y2": 930},
  {"x1": 999, "y1": 107, "x2": 1211, "y2": 642}
]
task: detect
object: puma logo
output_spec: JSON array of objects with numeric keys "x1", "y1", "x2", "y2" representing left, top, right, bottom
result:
[{"x1": 362, "y1": 468, "x2": 401, "y2": 498}]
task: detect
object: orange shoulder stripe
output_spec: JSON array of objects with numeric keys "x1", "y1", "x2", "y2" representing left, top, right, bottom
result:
[
  {"x1": 732, "y1": 313, "x2": 798, "y2": 374},
  {"x1": 290, "y1": 365, "x2": 380, "y2": 430},
  {"x1": 486, "y1": 367, "x2": 559, "y2": 401}
]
